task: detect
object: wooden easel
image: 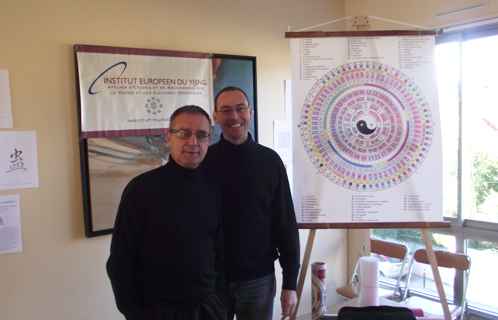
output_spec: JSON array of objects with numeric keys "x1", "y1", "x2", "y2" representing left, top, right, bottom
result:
[{"x1": 291, "y1": 222, "x2": 451, "y2": 320}]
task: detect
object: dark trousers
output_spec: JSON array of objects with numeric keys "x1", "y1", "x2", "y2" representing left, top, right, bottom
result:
[
  {"x1": 140, "y1": 291, "x2": 226, "y2": 320},
  {"x1": 225, "y1": 274, "x2": 276, "y2": 320}
]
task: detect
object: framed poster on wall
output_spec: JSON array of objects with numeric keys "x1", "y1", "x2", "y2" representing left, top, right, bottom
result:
[{"x1": 75, "y1": 46, "x2": 257, "y2": 237}]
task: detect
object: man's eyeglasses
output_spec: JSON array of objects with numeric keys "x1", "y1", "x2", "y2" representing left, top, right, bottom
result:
[
  {"x1": 169, "y1": 129, "x2": 211, "y2": 142},
  {"x1": 217, "y1": 107, "x2": 249, "y2": 115}
]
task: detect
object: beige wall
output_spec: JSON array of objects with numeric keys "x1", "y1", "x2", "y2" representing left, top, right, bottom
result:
[
  {"x1": 2, "y1": 0, "x2": 497, "y2": 319},
  {"x1": 0, "y1": 0, "x2": 345, "y2": 319}
]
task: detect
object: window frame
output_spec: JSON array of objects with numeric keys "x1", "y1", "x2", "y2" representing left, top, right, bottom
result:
[
  {"x1": 433, "y1": 23, "x2": 498, "y2": 242},
  {"x1": 428, "y1": 22, "x2": 498, "y2": 318},
  {"x1": 374, "y1": 21, "x2": 498, "y2": 319}
]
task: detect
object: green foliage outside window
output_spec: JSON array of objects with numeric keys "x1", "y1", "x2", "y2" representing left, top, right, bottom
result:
[{"x1": 471, "y1": 148, "x2": 498, "y2": 223}]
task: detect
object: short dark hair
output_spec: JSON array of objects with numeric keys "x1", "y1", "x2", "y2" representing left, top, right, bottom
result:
[
  {"x1": 214, "y1": 86, "x2": 250, "y2": 111},
  {"x1": 169, "y1": 105, "x2": 211, "y2": 129}
]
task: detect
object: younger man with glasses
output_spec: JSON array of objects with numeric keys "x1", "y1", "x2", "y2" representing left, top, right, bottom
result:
[
  {"x1": 107, "y1": 105, "x2": 225, "y2": 320},
  {"x1": 200, "y1": 87, "x2": 300, "y2": 320}
]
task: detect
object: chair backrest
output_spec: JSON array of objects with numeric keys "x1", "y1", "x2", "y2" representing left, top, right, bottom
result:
[
  {"x1": 370, "y1": 239, "x2": 409, "y2": 300},
  {"x1": 413, "y1": 249, "x2": 471, "y2": 271},
  {"x1": 349, "y1": 239, "x2": 409, "y2": 281},
  {"x1": 403, "y1": 248, "x2": 471, "y2": 305},
  {"x1": 371, "y1": 238, "x2": 409, "y2": 261},
  {"x1": 347, "y1": 239, "x2": 409, "y2": 299}
]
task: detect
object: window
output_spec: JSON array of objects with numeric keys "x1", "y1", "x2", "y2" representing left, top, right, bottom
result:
[
  {"x1": 374, "y1": 21, "x2": 498, "y2": 319},
  {"x1": 467, "y1": 240, "x2": 498, "y2": 314},
  {"x1": 461, "y1": 34, "x2": 498, "y2": 224}
]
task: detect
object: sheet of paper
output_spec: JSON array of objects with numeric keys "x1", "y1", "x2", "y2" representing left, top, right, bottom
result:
[
  {"x1": 0, "y1": 131, "x2": 39, "y2": 190},
  {"x1": 0, "y1": 195, "x2": 22, "y2": 254},
  {"x1": 285, "y1": 79, "x2": 292, "y2": 120},
  {"x1": 291, "y1": 36, "x2": 443, "y2": 223},
  {"x1": 0, "y1": 69, "x2": 14, "y2": 129},
  {"x1": 274, "y1": 120, "x2": 292, "y2": 162}
]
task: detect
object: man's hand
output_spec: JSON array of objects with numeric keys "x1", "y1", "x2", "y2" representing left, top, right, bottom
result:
[{"x1": 280, "y1": 289, "x2": 298, "y2": 319}]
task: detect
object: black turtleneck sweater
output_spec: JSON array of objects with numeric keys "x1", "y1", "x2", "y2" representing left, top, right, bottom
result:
[
  {"x1": 200, "y1": 134, "x2": 300, "y2": 291},
  {"x1": 107, "y1": 156, "x2": 223, "y2": 320}
]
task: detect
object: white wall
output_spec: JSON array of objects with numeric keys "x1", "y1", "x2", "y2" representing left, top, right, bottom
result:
[{"x1": 0, "y1": 0, "x2": 346, "y2": 319}]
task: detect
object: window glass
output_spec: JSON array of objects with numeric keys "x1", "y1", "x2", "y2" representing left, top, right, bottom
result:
[
  {"x1": 466, "y1": 239, "x2": 498, "y2": 313},
  {"x1": 371, "y1": 252, "x2": 409, "y2": 287},
  {"x1": 462, "y1": 35, "x2": 498, "y2": 223}
]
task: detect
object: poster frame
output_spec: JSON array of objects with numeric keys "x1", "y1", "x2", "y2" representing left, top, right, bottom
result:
[{"x1": 75, "y1": 48, "x2": 258, "y2": 237}]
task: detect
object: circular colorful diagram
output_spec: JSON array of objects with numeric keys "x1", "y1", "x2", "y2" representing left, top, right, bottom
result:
[{"x1": 299, "y1": 62, "x2": 433, "y2": 191}]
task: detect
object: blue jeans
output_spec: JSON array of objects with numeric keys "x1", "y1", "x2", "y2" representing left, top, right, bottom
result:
[{"x1": 225, "y1": 274, "x2": 276, "y2": 320}]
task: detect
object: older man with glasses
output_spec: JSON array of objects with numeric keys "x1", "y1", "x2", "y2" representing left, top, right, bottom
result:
[
  {"x1": 107, "y1": 105, "x2": 225, "y2": 320},
  {"x1": 200, "y1": 87, "x2": 300, "y2": 320}
]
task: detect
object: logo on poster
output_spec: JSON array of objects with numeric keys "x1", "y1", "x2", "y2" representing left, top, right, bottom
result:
[
  {"x1": 88, "y1": 61, "x2": 127, "y2": 95},
  {"x1": 145, "y1": 97, "x2": 162, "y2": 115}
]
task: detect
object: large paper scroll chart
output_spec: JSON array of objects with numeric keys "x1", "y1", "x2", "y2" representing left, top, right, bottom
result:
[
  {"x1": 290, "y1": 31, "x2": 443, "y2": 224},
  {"x1": 300, "y1": 61, "x2": 434, "y2": 191}
]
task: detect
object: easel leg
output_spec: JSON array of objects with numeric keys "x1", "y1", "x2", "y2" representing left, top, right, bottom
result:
[
  {"x1": 421, "y1": 228, "x2": 451, "y2": 320},
  {"x1": 291, "y1": 229, "x2": 316, "y2": 320}
]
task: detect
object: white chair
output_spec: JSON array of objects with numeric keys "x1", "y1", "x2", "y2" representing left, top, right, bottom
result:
[
  {"x1": 336, "y1": 239, "x2": 409, "y2": 301},
  {"x1": 400, "y1": 248, "x2": 471, "y2": 320}
]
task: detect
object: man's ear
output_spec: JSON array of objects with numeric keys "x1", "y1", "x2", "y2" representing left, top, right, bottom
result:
[
  {"x1": 166, "y1": 129, "x2": 172, "y2": 144},
  {"x1": 213, "y1": 110, "x2": 219, "y2": 124}
]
